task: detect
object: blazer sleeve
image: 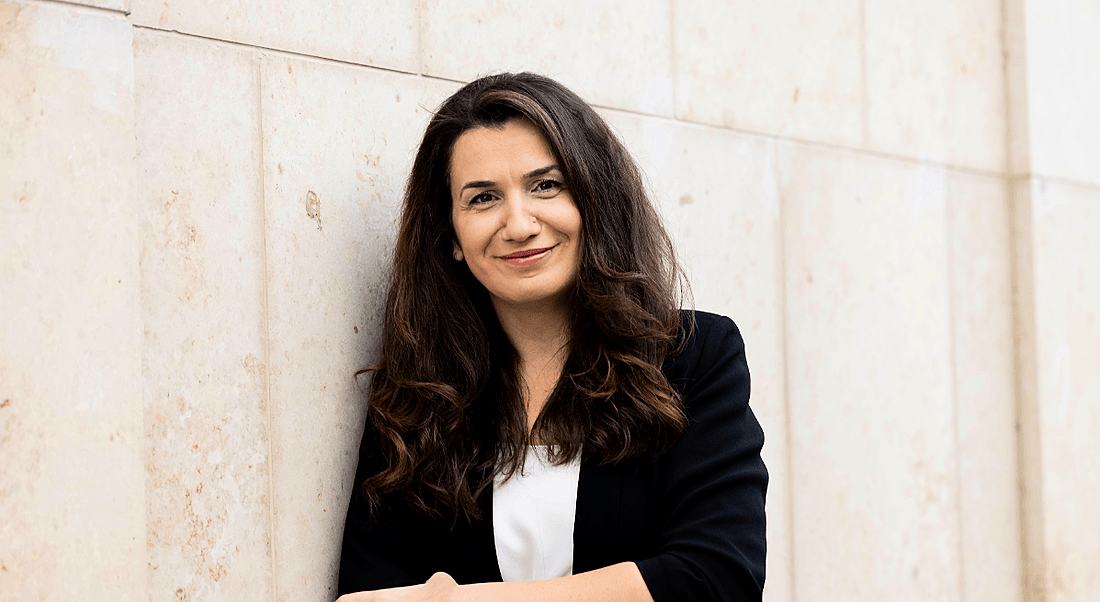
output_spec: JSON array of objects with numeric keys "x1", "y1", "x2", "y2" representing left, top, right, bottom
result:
[
  {"x1": 337, "y1": 419, "x2": 426, "y2": 594},
  {"x1": 635, "y1": 314, "x2": 768, "y2": 602}
]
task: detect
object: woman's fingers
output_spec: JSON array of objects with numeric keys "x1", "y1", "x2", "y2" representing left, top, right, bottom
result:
[
  {"x1": 335, "y1": 573, "x2": 458, "y2": 602},
  {"x1": 424, "y1": 572, "x2": 458, "y2": 588},
  {"x1": 413, "y1": 573, "x2": 458, "y2": 601}
]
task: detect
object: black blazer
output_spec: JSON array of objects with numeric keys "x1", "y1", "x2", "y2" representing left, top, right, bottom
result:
[{"x1": 338, "y1": 311, "x2": 768, "y2": 601}]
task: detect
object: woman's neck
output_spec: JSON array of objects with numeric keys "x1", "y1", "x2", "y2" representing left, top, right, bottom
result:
[
  {"x1": 494, "y1": 300, "x2": 570, "y2": 362},
  {"x1": 492, "y1": 298, "x2": 571, "y2": 434}
]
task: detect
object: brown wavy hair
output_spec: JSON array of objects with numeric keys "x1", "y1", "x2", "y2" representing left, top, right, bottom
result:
[{"x1": 360, "y1": 72, "x2": 690, "y2": 521}]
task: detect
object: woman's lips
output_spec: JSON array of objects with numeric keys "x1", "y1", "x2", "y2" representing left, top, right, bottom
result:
[{"x1": 501, "y1": 246, "x2": 554, "y2": 265}]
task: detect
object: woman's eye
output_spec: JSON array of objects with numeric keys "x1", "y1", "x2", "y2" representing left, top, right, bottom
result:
[
  {"x1": 469, "y1": 192, "x2": 494, "y2": 205},
  {"x1": 533, "y1": 179, "x2": 563, "y2": 195}
]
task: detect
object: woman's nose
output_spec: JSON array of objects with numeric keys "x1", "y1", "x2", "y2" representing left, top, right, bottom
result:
[{"x1": 501, "y1": 193, "x2": 540, "y2": 241}]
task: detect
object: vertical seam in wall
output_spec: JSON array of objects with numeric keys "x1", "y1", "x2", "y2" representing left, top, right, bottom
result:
[
  {"x1": 1001, "y1": 0, "x2": 1031, "y2": 599},
  {"x1": 945, "y1": 177, "x2": 967, "y2": 602},
  {"x1": 859, "y1": 0, "x2": 869, "y2": 148},
  {"x1": 774, "y1": 141, "x2": 797, "y2": 602},
  {"x1": 1008, "y1": 177, "x2": 1037, "y2": 602},
  {"x1": 257, "y1": 55, "x2": 279, "y2": 602}
]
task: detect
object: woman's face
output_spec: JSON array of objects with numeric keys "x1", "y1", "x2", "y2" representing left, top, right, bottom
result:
[{"x1": 449, "y1": 118, "x2": 582, "y2": 311}]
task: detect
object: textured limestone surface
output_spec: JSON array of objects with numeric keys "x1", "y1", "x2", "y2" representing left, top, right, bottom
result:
[
  {"x1": 674, "y1": 0, "x2": 863, "y2": 147},
  {"x1": 131, "y1": 0, "x2": 418, "y2": 74},
  {"x1": 1022, "y1": 179, "x2": 1100, "y2": 602},
  {"x1": 1022, "y1": 0, "x2": 1100, "y2": 186},
  {"x1": 0, "y1": 1, "x2": 145, "y2": 599},
  {"x1": 422, "y1": 0, "x2": 674, "y2": 116},
  {"x1": 260, "y1": 57, "x2": 457, "y2": 601},
  {"x1": 780, "y1": 144, "x2": 961, "y2": 602},
  {"x1": 134, "y1": 29, "x2": 272, "y2": 601},
  {"x1": 5, "y1": 0, "x2": 1099, "y2": 599},
  {"x1": 865, "y1": 0, "x2": 1005, "y2": 171},
  {"x1": 947, "y1": 173, "x2": 1020, "y2": 602}
]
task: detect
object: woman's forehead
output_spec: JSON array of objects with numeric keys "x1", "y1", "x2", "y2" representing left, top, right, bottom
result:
[{"x1": 449, "y1": 120, "x2": 558, "y2": 184}]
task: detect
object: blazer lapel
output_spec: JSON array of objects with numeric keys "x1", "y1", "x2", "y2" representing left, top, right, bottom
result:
[{"x1": 572, "y1": 461, "x2": 623, "y2": 574}]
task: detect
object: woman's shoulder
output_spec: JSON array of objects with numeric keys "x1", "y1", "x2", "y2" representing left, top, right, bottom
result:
[
  {"x1": 662, "y1": 309, "x2": 751, "y2": 417},
  {"x1": 679, "y1": 309, "x2": 741, "y2": 340},
  {"x1": 665, "y1": 310, "x2": 745, "y2": 379}
]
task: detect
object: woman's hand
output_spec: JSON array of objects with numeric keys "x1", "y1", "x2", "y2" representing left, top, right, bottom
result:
[
  {"x1": 337, "y1": 572, "x2": 459, "y2": 602},
  {"x1": 337, "y1": 562, "x2": 653, "y2": 602}
]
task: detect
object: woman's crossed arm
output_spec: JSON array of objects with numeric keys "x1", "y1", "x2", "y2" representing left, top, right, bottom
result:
[{"x1": 337, "y1": 562, "x2": 654, "y2": 602}]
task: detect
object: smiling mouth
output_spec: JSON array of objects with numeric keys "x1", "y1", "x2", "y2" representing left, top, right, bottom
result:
[{"x1": 501, "y1": 246, "x2": 555, "y2": 265}]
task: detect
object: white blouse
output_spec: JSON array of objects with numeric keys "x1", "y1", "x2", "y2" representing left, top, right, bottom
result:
[{"x1": 492, "y1": 446, "x2": 582, "y2": 582}]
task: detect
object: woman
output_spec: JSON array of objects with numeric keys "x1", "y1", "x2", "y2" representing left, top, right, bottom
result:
[{"x1": 338, "y1": 73, "x2": 767, "y2": 602}]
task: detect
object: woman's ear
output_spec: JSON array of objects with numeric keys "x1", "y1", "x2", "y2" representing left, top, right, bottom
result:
[{"x1": 452, "y1": 242, "x2": 464, "y2": 262}]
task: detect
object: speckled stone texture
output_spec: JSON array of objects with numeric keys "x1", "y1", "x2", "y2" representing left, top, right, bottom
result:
[
  {"x1": 864, "y1": 0, "x2": 1005, "y2": 171},
  {"x1": 134, "y1": 29, "x2": 273, "y2": 601},
  {"x1": 780, "y1": 145, "x2": 962, "y2": 602},
  {"x1": 0, "y1": 2, "x2": 144, "y2": 599},
  {"x1": 675, "y1": 0, "x2": 863, "y2": 147},
  {"x1": 130, "y1": 0, "x2": 418, "y2": 74},
  {"x1": 422, "y1": 0, "x2": 674, "y2": 116}
]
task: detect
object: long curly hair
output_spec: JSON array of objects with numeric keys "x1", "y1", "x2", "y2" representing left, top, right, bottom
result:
[{"x1": 361, "y1": 72, "x2": 690, "y2": 521}]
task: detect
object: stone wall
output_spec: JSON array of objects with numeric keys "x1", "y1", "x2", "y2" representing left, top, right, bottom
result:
[{"x1": 2, "y1": 0, "x2": 1097, "y2": 600}]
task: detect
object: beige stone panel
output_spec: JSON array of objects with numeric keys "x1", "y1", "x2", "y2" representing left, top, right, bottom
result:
[
  {"x1": 603, "y1": 111, "x2": 790, "y2": 601},
  {"x1": 675, "y1": 0, "x2": 863, "y2": 147},
  {"x1": 947, "y1": 173, "x2": 1021, "y2": 602},
  {"x1": 865, "y1": 0, "x2": 1005, "y2": 172},
  {"x1": 262, "y1": 58, "x2": 457, "y2": 600},
  {"x1": 134, "y1": 30, "x2": 273, "y2": 600},
  {"x1": 1024, "y1": 0, "x2": 1100, "y2": 186},
  {"x1": 422, "y1": 0, "x2": 673, "y2": 116},
  {"x1": 780, "y1": 144, "x2": 962, "y2": 601},
  {"x1": 1026, "y1": 179, "x2": 1100, "y2": 600},
  {"x1": 131, "y1": 0, "x2": 417, "y2": 74},
  {"x1": 0, "y1": 2, "x2": 144, "y2": 599}
]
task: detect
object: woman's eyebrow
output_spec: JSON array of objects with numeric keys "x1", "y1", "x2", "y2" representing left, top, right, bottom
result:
[
  {"x1": 459, "y1": 164, "x2": 560, "y2": 193},
  {"x1": 460, "y1": 179, "x2": 495, "y2": 192},
  {"x1": 523, "y1": 164, "x2": 559, "y2": 179}
]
